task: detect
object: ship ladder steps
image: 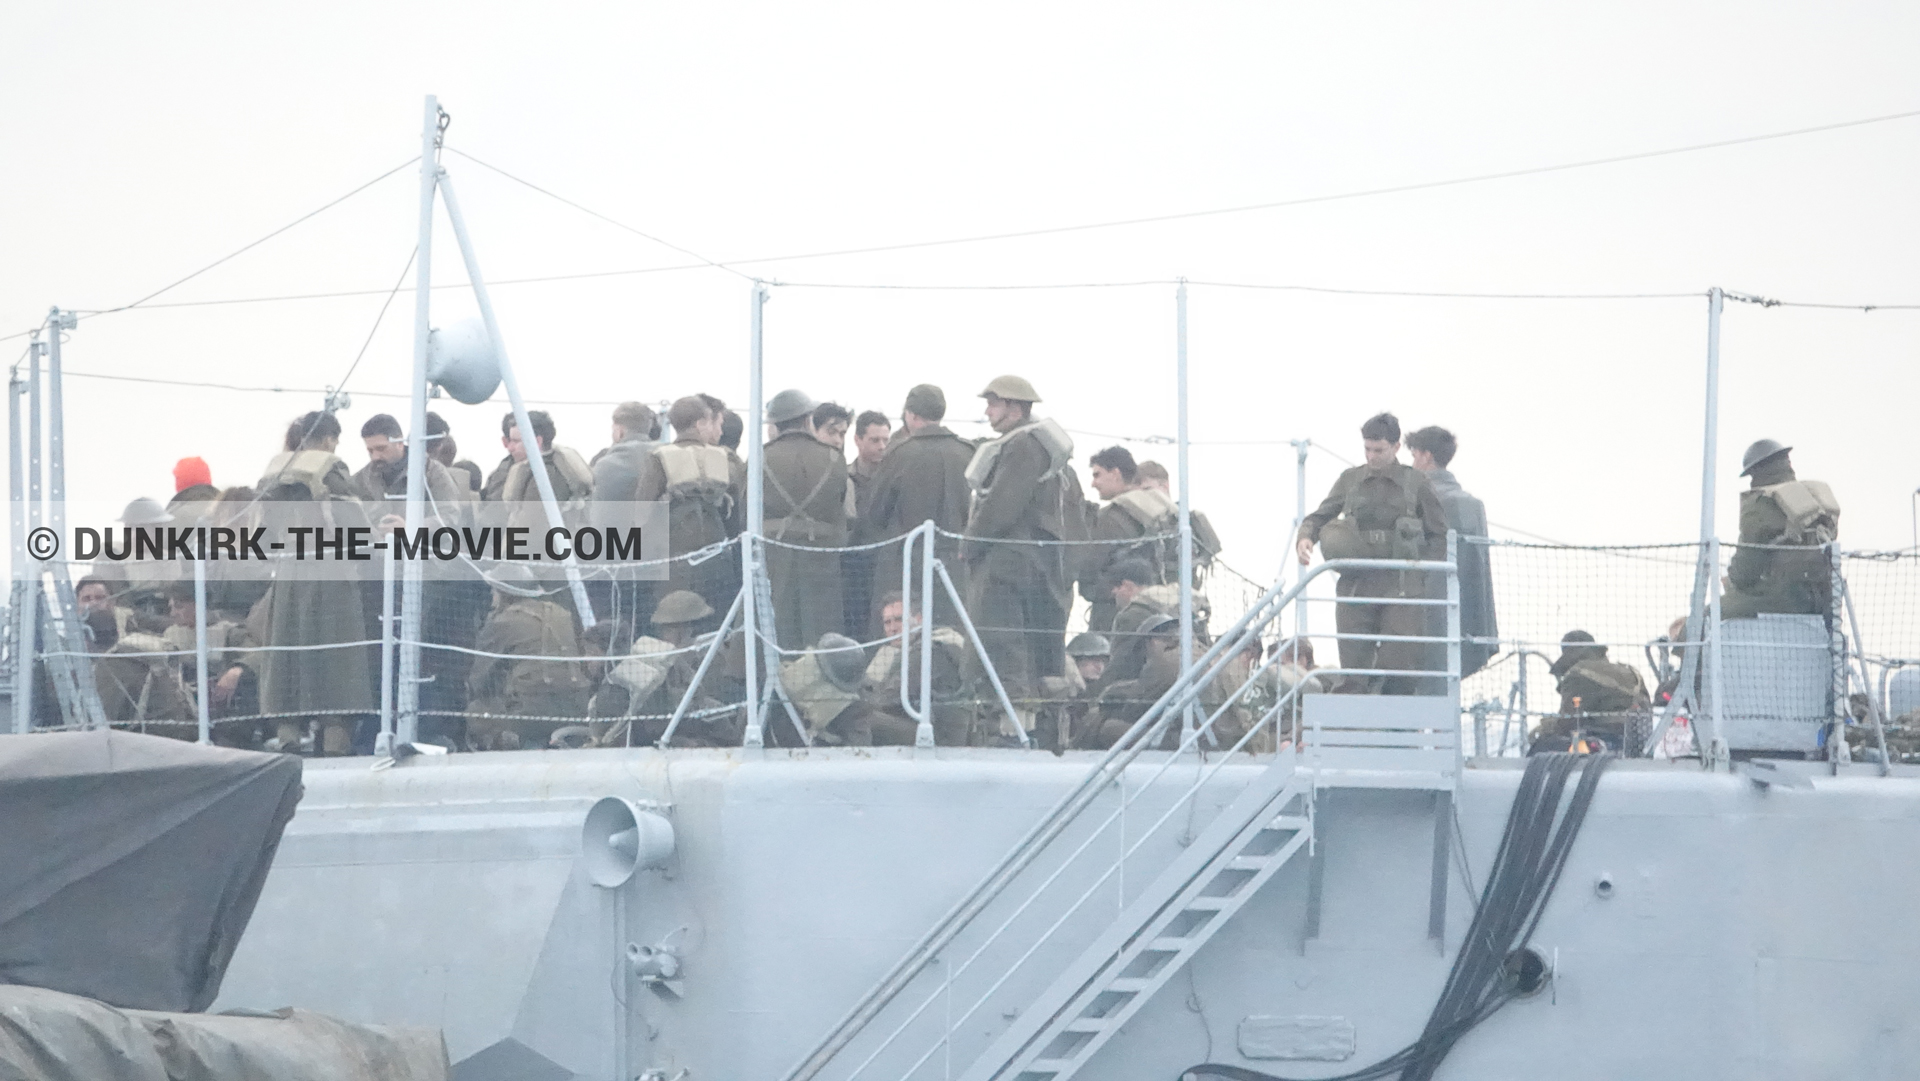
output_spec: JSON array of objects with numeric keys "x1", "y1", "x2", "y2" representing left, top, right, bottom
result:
[{"x1": 957, "y1": 761, "x2": 1314, "y2": 1081}]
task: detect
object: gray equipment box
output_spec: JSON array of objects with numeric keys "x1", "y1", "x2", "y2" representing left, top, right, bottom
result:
[{"x1": 1705, "y1": 613, "x2": 1831, "y2": 753}]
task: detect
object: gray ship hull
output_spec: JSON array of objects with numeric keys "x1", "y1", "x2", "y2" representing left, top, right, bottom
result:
[{"x1": 215, "y1": 749, "x2": 1920, "y2": 1080}]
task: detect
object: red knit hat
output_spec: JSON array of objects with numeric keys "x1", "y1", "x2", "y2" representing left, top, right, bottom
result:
[{"x1": 173, "y1": 457, "x2": 211, "y2": 493}]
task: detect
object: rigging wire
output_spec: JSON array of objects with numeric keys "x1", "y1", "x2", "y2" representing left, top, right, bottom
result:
[
  {"x1": 694, "y1": 106, "x2": 1920, "y2": 270},
  {"x1": 10, "y1": 106, "x2": 1920, "y2": 340},
  {"x1": 0, "y1": 157, "x2": 420, "y2": 345},
  {"x1": 441, "y1": 147, "x2": 754, "y2": 282},
  {"x1": 332, "y1": 246, "x2": 419, "y2": 395}
]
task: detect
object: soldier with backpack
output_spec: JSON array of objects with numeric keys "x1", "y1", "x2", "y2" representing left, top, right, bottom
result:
[
  {"x1": 1723, "y1": 439, "x2": 1841, "y2": 619},
  {"x1": 634, "y1": 395, "x2": 746, "y2": 632},
  {"x1": 1078, "y1": 446, "x2": 1179, "y2": 634}
]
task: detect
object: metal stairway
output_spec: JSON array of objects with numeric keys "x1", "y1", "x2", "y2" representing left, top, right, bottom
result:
[
  {"x1": 782, "y1": 552, "x2": 1461, "y2": 1081},
  {"x1": 959, "y1": 760, "x2": 1314, "y2": 1081}
]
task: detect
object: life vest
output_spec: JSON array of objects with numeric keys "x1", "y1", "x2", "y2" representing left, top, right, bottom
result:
[
  {"x1": 965, "y1": 417, "x2": 1074, "y2": 494},
  {"x1": 655, "y1": 443, "x2": 735, "y2": 520},
  {"x1": 1109, "y1": 487, "x2": 1179, "y2": 581},
  {"x1": 1318, "y1": 466, "x2": 1427, "y2": 562},
  {"x1": 258, "y1": 450, "x2": 346, "y2": 500},
  {"x1": 1751, "y1": 480, "x2": 1840, "y2": 545},
  {"x1": 606, "y1": 636, "x2": 679, "y2": 716},
  {"x1": 780, "y1": 653, "x2": 861, "y2": 738}
]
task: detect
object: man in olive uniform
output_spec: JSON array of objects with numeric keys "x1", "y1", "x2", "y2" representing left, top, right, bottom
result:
[
  {"x1": 1036, "y1": 632, "x2": 1110, "y2": 751},
  {"x1": 1531, "y1": 630, "x2": 1648, "y2": 754},
  {"x1": 1407, "y1": 425, "x2": 1498, "y2": 677},
  {"x1": 93, "y1": 596, "x2": 196, "y2": 735},
  {"x1": 353, "y1": 413, "x2": 468, "y2": 509},
  {"x1": 1136, "y1": 460, "x2": 1223, "y2": 585},
  {"x1": 254, "y1": 410, "x2": 376, "y2": 755},
  {"x1": 1099, "y1": 559, "x2": 1175, "y2": 691},
  {"x1": 466, "y1": 567, "x2": 593, "y2": 750},
  {"x1": 1723, "y1": 439, "x2": 1841, "y2": 619},
  {"x1": 761, "y1": 388, "x2": 850, "y2": 651},
  {"x1": 634, "y1": 396, "x2": 747, "y2": 631},
  {"x1": 861, "y1": 592, "x2": 977, "y2": 746},
  {"x1": 590, "y1": 589, "x2": 740, "y2": 747},
  {"x1": 1296, "y1": 412, "x2": 1449, "y2": 695},
  {"x1": 962, "y1": 376, "x2": 1086, "y2": 724},
  {"x1": 589, "y1": 401, "x2": 661, "y2": 632},
  {"x1": 862, "y1": 384, "x2": 975, "y2": 629},
  {"x1": 1077, "y1": 447, "x2": 1180, "y2": 634},
  {"x1": 842, "y1": 409, "x2": 892, "y2": 637}
]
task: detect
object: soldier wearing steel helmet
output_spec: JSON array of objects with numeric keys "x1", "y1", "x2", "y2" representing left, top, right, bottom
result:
[
  {"x1": 1036, "y1": 632, "x2": 1112, "y2": 752},
  {"x1": 590, "y1": 589, "x2": 741, "y2": 747},
  {"x1": 761, "y1": 388, "x2": 850, "y2": 650},
  {"x1": 962, "y1": 375, "x2": 1087, "y2": 733},
  {"x1": 1724, "y1": 439, "x2": 1841, "y2": 619}
]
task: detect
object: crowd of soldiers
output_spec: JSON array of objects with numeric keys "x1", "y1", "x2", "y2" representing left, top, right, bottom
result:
[{"x1": 50, "y1": 372, "x2": 1843, "y2": 759}]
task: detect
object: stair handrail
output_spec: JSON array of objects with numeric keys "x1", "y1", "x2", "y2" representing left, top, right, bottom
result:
[{"x1": 780, "y1": 555, "x2": 1457, "y2": 1081}]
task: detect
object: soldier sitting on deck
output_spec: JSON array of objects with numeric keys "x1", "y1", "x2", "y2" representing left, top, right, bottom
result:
[
  {"x1": 1531, "y1": 630, "x2": 1648, "y2": 754},
  {"x1": 589, "y1": 589, "x2": 741, "y2": 748},
  {"x1": 465, "y1": 566, "x2": 593, "y2": 751}
]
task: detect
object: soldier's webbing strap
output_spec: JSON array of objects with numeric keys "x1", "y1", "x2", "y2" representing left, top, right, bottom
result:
[
  {"x1": 1337, "y1": 465, "x2": 1419, "y2": 539},
  {"x1": 762, "y1": 451, "x2": 839, "y2": 542}
]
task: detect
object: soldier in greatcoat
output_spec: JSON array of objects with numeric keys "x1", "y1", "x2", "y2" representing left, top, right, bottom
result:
[
  {"x1": 861, "y1": 384, "x2": 974, "y2": 629},
  {"x1": 962, "y1": 376, "x2": 1086, "y2": 728},
  {"x1": 254, "y1": 411, "x2": 376, "y2": 755},
  {"x1": 760, "y1": 389, "x2": 850, "y2": 651}
]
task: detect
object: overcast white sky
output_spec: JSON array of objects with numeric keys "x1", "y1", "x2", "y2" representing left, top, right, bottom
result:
[{"x1": 5, "y1": 1, "x2": 1918, "y2": 588}]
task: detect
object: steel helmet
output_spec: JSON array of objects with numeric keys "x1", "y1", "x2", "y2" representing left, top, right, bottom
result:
[
  {"x1": 766, "y1": 388, "x2": 818, "y2": 425},
  {"x1": 814, "y1": 633, "x2": 869, "y2": 692},
  {"x1": 117, "y1": 497, "x2": 175, "y2": 526},
  {"x1": 978, "y1": 375, "x2": 1041, "y2": 403},
  {"x1": 1739, "y1": 438, "x2": 1792, "y2": 476},
  {"x1": 1066, "y1": 632, "x2": 1112, "y2": 658},
  {"x1": 651, "y1": 589, "x2": 715, "y2": 627}
]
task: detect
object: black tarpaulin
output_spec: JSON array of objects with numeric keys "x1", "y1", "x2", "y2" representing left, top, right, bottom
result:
[{"x1": 0, "y1": 730, "x2": 301, "y2": 1012}]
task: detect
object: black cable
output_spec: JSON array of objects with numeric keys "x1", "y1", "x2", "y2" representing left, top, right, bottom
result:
[{"x1": 1181, "y1": 752, "x2": 1612, "y2": 1081}]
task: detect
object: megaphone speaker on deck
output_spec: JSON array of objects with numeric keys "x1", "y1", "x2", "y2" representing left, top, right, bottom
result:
[
  {"x1": 425, "y1": 318, "x2": 503, "y2": 405},
  {"x1": 582, "y1": 796, "x2": 675, "y2": 888}
]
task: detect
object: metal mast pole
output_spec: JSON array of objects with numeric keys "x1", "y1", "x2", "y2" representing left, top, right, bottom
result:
[
  {"x1": 45, "y1": 310, "x2": 69, "y2": 546},
  {"x1": 438, "y1": 172, "x2": 597, "y2": 627},
  {"x1": 741, "y1": 282, "x2": 769, "y2": 746},
  {"x1": 9, "y1": 370, "x2": 30, "y2": 734},
  {"x1": 1291, "y1": 439, "x2": 1309, "y2": 641},
  {"x1": 28, "y1": 337, "x2": 42, "y2": 536},
  {"x1": 42, "y1": 309, "x2": 100, "y2": 730},
  {"x1": 395, "y1": 94, "x2": 439, "y2": 747},
  {"x1": 1175, "y1": 282, "x2": 1195, "y2": 742},
  {"x1": 1700, "y1": 286, "x2": 1724, "y2": 762}
]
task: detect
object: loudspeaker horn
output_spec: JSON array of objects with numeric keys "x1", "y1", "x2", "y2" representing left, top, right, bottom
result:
[
  {"x1": 581, "y1": 797, "x2": 675, "y2": 888},
  {"x1": 425, "y1": 318, "x2": 502, "y2": 405}
]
